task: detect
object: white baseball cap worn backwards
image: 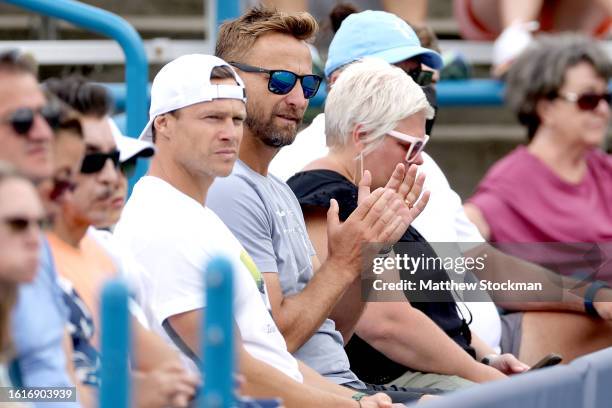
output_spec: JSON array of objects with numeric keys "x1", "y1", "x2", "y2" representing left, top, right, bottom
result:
[{"x1": 139, "y1": 54, "x2": 247, "y2": 142}]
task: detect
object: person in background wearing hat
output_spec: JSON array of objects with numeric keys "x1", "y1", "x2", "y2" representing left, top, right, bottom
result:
[
  {"x1": 44, "y1": 76, "x2": 199, "y2": 408},
  {"x1": 269, "y1": 8, "x2": 510, "y2": 390},
  {"x1": 114, "y1": 52, "x2": 422, "y2": 407},
  {"x1": 277, "y1": 7, "x2": 612, "y2": 374},
  {"x1": 269, "y1": 8, "x2": 441, "y2": 181},
  {"x1": 267, "y1": 5, "x2": 513, "y2": 364},
  {"x1": 95, "y1": 119, "x2": 154, "y2": 231}
]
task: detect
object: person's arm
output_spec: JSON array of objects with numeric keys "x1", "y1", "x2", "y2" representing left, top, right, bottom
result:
[
  {"x1": 463, "y1": 203, "x2": 491, "y2": 241},
  {"x1": 62, "y1": 330, "x2": 95, "y2": 408},
  {"x1": 470, "y1": 332, "x2": 529, "y2": 375},
  {"x1": 129, "y1": 318, "x2": 199, "y2": 408},
  {"x1": 465, "y1": 243, "x2": 612, "y2": 318},
  {"x1": 166, "y1": 309, "x2": 386, "y2": 408},
  {"x1": 356, "y1": 301, "x2": 506, "y2": 383},
  {"x1": 131, "y1": 318, "x2": 185, "y2": 371},
  {"x1": 264, "y1": 184, "x2": 407, "y2": 351},
  {"x1": 303, "y1": 209, "x2": 364, "y2": 342}
]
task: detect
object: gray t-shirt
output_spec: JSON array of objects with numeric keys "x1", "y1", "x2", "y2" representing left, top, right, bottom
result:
[{"x1": 208, "y1": 160, "x2": 363, "y2": 387}]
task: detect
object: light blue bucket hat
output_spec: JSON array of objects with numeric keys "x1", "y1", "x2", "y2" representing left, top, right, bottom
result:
[{"x1": 324, "y1": 10, "x2": 443, "y2": 78}]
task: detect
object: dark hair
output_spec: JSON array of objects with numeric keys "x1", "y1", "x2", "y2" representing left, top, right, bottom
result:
[
  {"x1": 329, "y1": 3, "x2": 359, "y2": 33},
  {"x1": 43, "y1": 76, "x2": 112, "y2": 118},
  {"x1": 0, "y1": 49, "x2": 38, "y2": 77},
  {"x1": 57, "y1": 108, "x2": 83, "y2": 139},
  {"x1": 506, "y1": 33, "x2": 612, "y2": 140},
  {"x1": 216, "y1": 5, "x2": 318, "y2": 62}
]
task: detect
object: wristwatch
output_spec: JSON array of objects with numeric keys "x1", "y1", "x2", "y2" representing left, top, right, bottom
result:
[
  {"x1": 352, "y1": 392, "x2": 367, "y2": 400},
  {"x1": 352, "y1": 392, "x2": 367, "y2": 407},
  {"x1": 584, "y1": 281, "x2": 611, "y2": 318},
  {"x1": 481, "y1": 354, "x2": 497, "y2": 365}
]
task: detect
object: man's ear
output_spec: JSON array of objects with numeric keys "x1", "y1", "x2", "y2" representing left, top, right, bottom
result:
[{"x1": 153, "y1": 114, "x2": 171, "y2": 141}]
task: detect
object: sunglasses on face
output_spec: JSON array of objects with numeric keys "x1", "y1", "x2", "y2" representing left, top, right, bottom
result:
[
  {"x1": 387, "y1": 130, "x2": 430, "y2": 163},
  {"x1": 119, "y1": 157, "x2": 138, "y2": 179},
  {"x1": 230, "y1": 62, "x2": 322, "y2": 99},
  {"x1": 558, "y1": 91, "x2": 612, "y2": 111},
  {"x1": 2, "y1": 216, "x2": 46, "y2": 233},
  {"x1": 80, "y1": 150, "x2": 120, "y2": 174},
  {"x1": 402, "y1": 65, "x2": 434, "y2": 87},
  {"x1": 2, "y1": 105, "x2": 61, "y2": 136},
  {"x1": 49, "y1": 178, "x2": 77, "y2": 201}
]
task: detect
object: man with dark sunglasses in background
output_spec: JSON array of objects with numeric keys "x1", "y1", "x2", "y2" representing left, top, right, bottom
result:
[
  {"x1": 0, "y1": 49, "x2": 81, "y2": 407},
  {"x1": 92, "y1": 119, "x2": 154, "y2": 230}
]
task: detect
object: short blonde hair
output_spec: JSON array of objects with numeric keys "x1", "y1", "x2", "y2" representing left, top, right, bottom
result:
[
  {"x1": 215, "y1": 6, "x2": 318, "y2": 63},
  {"x1": 325, "y1": 58, "x2": 434, "y2": 153}
]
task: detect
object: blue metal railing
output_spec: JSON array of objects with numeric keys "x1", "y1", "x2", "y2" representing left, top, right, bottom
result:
[
  {"x1": 100, "y1": 280, "x2": 130, "y2": 408},
  {"x1": 103, "y1": 79, "x2": 507, "y2": 118},
  {"x1": 4, "y1": 0, "x2": 149, "y2": 138},
  {"x1": 201, "y1": 257, "x2": 235, "y2": 408}
]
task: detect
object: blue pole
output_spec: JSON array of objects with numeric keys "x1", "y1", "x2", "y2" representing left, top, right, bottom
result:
[
  {"x1": 216, "y1": 0, "x2": 241, "y2": 27},
  {"x1": 99, "y1": 280, "x2": 130, "y2": 408},
  {"x1": 3, "y1": 0, "x2": 148, "y2": 138},
  {"x1": 201, "y1": 257, "x2": 235, "y2": 408}
]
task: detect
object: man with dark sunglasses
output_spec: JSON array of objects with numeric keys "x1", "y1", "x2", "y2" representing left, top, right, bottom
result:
[
  {"x1": 0, "y1": 49, "x2": 80, "y2": 406},
  {"x1": 209, "y1": 7, "x2": 438, "y2": 405},
  {"x1": 0, "y1": 54, "x2": 58, "y2": 183},
  {"x1": 93, "y1": 119, "x2": 154, "y2": 230},
  {"x1": 116, "y1": 52, "x2": 417, "y2": 407}
]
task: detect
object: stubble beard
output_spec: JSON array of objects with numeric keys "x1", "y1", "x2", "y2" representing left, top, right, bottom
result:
[{"x1": 245, "y1": 104, "x2": 302, "y2": 149}]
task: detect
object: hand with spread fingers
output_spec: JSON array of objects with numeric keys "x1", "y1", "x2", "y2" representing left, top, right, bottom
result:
[
  {"x1": 382, "y1": 162, "x2": 430, "y2": 242},
  {"x1": 326, "y1": 170, "x2": 412, "y2": 277}
]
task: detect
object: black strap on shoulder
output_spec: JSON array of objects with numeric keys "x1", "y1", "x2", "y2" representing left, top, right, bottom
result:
[{"x1": 162, "y1": 319, "x2": 202, "y2": 367}]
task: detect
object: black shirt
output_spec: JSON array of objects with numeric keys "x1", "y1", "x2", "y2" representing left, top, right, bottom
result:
[{"x1": 288, "y1": 169, "x2": 475, "y2": 384}]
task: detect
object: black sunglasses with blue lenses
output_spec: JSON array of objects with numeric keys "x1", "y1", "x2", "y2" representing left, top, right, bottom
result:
[
  {"x1": 4, "y1": 105, "x2": 61, "y2": 135},
  {"x1": 80, "y1": 149, "x2": 120, "y2": 174},
  {"x1": 230, "y1": 62, "x2": 322, "y2": 99}
]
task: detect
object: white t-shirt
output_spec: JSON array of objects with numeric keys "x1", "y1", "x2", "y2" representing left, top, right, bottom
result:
[
  {"x1": 114, "y1": 176, "x2": 302, "y2": 381},
  {"x1": 270, "y1": 113, "x2": 503, "y2": 352}
]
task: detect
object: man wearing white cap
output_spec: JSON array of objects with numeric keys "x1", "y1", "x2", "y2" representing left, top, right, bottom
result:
[
  {"x1": 44, "y1": 76, "x2": 200, "y2": 408},
  {"x1": 115, "y1": 53, "x2": 420, "y2": 407}
]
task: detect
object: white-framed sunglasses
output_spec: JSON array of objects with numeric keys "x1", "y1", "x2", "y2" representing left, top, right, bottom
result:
[{"x1": 387, "y1": 130, "x2": 430, "y2": 163}]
